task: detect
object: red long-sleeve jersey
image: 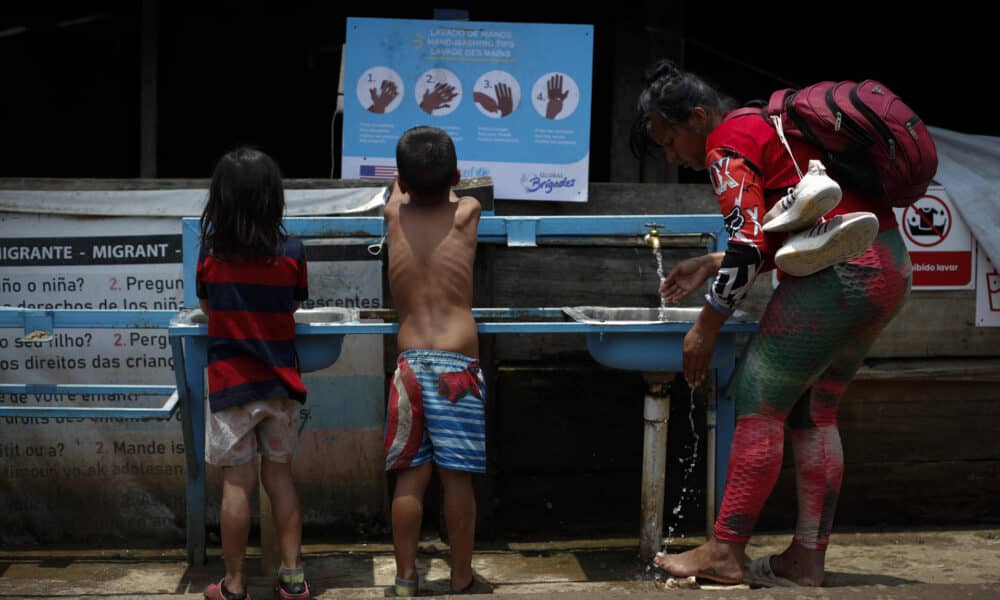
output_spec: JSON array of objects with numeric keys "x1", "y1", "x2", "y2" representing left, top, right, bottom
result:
[{"x1": 703, "y1": 113, "x2": 897, "y2": 314}]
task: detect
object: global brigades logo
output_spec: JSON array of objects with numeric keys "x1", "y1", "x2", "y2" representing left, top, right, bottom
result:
[{"x1": 520, "y1": 171, "x2": 576, "y2": 194}]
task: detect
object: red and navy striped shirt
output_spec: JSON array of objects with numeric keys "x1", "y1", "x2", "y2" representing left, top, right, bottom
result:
[{"x1": 196, "y1": 237, "x2": 308, "y2": 412}]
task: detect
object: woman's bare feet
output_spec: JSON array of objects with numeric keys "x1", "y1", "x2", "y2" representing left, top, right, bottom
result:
[
  {"x1": 652, "y1": 539, "x2": 746, "y2": 584},
  {"x1": 769, "y1": 542, "x2": 826, "y2": 586}
]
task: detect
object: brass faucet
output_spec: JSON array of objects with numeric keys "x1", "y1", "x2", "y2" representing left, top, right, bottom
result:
[{"x1": 643, "y1": 223, "x2": 661, "y2": 251}]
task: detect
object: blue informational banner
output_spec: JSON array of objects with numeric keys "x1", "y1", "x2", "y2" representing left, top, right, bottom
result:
[{"x1": 342, "y1": 17, "x2": 594, "y2": 202}]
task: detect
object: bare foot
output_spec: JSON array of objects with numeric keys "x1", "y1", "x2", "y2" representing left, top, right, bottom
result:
[
  {"x1": 770, "y1": 543, "x2": 826, "y2": 586},
  {"x1": 652, "y1": 539, "x2": 745, "y2": 584}
]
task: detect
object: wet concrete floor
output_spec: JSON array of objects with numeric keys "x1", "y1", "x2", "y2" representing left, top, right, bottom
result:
[{"x1": 1, "y1": 528, "x2": 998, "y2": 599}]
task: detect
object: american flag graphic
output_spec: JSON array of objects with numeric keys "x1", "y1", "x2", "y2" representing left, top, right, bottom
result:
[{"x1": 360, "y1": 164, "x2": 396, "y2": 179}]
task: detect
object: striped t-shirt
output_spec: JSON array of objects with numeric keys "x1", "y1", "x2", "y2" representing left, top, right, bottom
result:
[{"x1": 196, "y1": 237, "x2": 308, "y2": 413}]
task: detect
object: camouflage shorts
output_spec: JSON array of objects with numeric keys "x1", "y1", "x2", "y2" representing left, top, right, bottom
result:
[{"x1": 205, "y1": 397, "x2": 300, "y2": 466}]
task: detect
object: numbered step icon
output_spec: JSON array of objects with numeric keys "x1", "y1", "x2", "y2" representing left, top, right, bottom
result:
[
  {"x1": 415, "y1": 68, "x2": 462, "y2": 116},
  {"x1": 473, "y1": 70, "x2": 521, "y2": 119},
  {"x1": 532, "y1": 72, "x2": 579, "y2": 120},
  {"x1": 357, "y1": 66, "x2": 404, "y2": 114}
]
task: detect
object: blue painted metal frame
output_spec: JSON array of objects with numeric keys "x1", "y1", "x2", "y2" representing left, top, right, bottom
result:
[
  {"x1": 171, "y1": 214, "x2": 750, "y2": 565},
  {"x1": 0, "y1": 311, "x2": 183, "y2": 542},
  {"x1": 0, "y1": 212, "x2": 749, "y2": 566},
  {"x1": 0, "y1": 309, "x2": 176, "y2": 330},
  {"x1": 169, "y1": 308, "x2": 755, "y2": 337},
  {"x1": 0, "y1": 385, "x2": 177, "y2": 418},
  {"x1": 0, "y1": 308, "x2": 180, "y2": 418},
  {"x1": 180, "y1": 216, "x2": 726, "y2": 306}
]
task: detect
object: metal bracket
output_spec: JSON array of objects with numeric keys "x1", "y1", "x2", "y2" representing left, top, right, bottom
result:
[
  {"x1": 21, "y1": 310, "x2": 54, "y2": 343},
  {"x1": 505, "y1": 218, "x2": 539, "y2": 247}
]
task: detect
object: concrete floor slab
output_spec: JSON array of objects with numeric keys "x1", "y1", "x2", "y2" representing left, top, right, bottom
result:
[{"x1": 0, "y1": 529, "x2": 998, "y2": 599}]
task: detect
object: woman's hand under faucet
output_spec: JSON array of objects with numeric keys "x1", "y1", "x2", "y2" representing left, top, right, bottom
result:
[{"x1": 660, "y1": 252, "x2": 724, "y2": 302}]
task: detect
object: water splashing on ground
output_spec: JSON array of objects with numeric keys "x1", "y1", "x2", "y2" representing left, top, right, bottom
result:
[{"x1": 661, "y1": 385, "x2": 701, "y2": 550}]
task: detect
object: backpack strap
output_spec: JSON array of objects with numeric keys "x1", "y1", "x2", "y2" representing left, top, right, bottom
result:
[
  {"x1": 765, "y1": 88, "x2": 792, "y2": 118},
  {"x1": 723, "y1": 106, "x2": 765, "y2": 122},
  {"x1": 770, "y1": 115, "x2": 804, "y2": 180},
  {"x1": 724, "y1": 102, "x2": 804, "y2": 180}
]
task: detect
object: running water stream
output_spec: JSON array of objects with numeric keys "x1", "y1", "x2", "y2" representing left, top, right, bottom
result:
[
  {"x1": 654, "y1": 249, "x2": 668, "y2": 320},
  {"x1": 648, "y1": 249, "x2": 700, "y2": 558},
  {"x1": 662, "y1": 386, "x2": 701, "y2": 549}
]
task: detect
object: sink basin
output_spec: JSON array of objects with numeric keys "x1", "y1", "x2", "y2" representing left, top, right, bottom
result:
[
  {"x1": 293, "y1": 308, "x2": 358, "y2": 371},
  {"x1": 565, "y1": 306, "x2": 709, "y2": 324},
  {"x1": 294, "y1": 307, "x2": 359, "y2": 324},
  {"x1": 170, "y1": 307, "x2": 359, "y2": 372},
  {"x1": 562, "y1": 306, "x2": 754, "y2": 373}
]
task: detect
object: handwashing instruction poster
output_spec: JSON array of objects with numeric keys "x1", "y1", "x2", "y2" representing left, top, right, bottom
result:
[{"x1": 341, "y1": 17, "x2": 593, "y2": 202}]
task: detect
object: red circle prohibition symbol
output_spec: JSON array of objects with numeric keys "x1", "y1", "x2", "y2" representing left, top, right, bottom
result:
[{"x1": 902, "y1": 195, "x2": 951, "y2": 248}]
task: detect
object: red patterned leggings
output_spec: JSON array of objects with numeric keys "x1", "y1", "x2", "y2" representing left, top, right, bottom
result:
[{"x1": 714, "y1": 230, "x2": 911, "y2": 550}]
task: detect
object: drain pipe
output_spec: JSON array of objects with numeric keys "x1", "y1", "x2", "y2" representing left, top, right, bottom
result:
[
  {"x1": 640, "y1": 373, "x2": 672, "y2": 560},
  {"x1": 705, "y1": 388, "x2": 717, "y2": 536}
]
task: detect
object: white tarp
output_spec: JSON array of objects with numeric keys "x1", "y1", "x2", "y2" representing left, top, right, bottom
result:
[
  {"x1": 1, "y1": 189, "x2": 387, "y2": 544},
  {"x1": 0, "y1": 186, "x2": 387, "y2": 217},
  {"x1": 928, "y1": 127, "x2": 1000, "y2": 268}
]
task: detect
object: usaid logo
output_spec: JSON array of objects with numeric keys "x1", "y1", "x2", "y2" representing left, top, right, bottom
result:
[{"x1": 520, "y1": 171, "x2": 576, "y2": 194}]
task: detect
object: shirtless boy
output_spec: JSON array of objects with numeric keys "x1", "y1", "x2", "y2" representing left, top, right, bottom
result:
[{"x1": 382, "y1": 126, "x2": 486, "y2": 596}]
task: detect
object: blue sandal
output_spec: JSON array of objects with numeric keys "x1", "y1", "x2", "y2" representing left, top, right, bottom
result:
[
  {"x1": 274, "y1": 566, "x2": 311, "y2": 599},
  {"x1": 388, "y1": 575, "x2": 418, "y2": 597}
]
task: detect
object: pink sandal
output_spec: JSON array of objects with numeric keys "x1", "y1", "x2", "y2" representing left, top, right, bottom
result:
[{"x1": 204, "y1": 578, "x2": 252, "y2": 600}]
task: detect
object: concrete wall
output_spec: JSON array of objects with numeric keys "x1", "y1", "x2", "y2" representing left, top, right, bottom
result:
[
  {"x1": 2, "y1": 177, "x2": 996, "y2": 548},
  {"x1": 470, "y1": 182, "x2": 1000, "y2": 539},
  {"x1": 0, "y1": 180, "x2": 389, "y2": 546}
]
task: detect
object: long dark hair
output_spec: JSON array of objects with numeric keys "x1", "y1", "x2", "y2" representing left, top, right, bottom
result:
[
  {"x1": 630, "y1": 59, "x2": 738, "y2": 158},
  {"x1": 200, "y1": 147, "x2": 286, "y2": 259}
]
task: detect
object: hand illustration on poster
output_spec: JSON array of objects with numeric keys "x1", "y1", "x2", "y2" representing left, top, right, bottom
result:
[
  {"x1": 416, "y1": 68, "x2": 462, "y2": 116},
  {"x1": 473, "y1": 71, "x2": 520, "y2": 119},
  {"x1": 368, "y1": 81, "x2": 398, "y2": 114},
  {"x1": 473, "y1": 84, "x2": 512, "y2": 117},
  {"x1": 532, "y1": 72, "x2": 579, "y2": 120},
  {"x1": 544, "y1": 74, "x2": 569, "y2": 119},
  {"x1": 357, "y1": 66, "x2": 404, "y2": 114}
]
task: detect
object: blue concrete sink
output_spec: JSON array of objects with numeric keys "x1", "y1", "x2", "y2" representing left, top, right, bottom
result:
[
  {"x1": 292, "y1": 308, "x2": 359, "y2": 371},
  {"x1": 171, "y1": 307, "x2": 358, "y2": 373},
  {"x1": 562, "y1": 306, "x2": 754, "y2": 373}
]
